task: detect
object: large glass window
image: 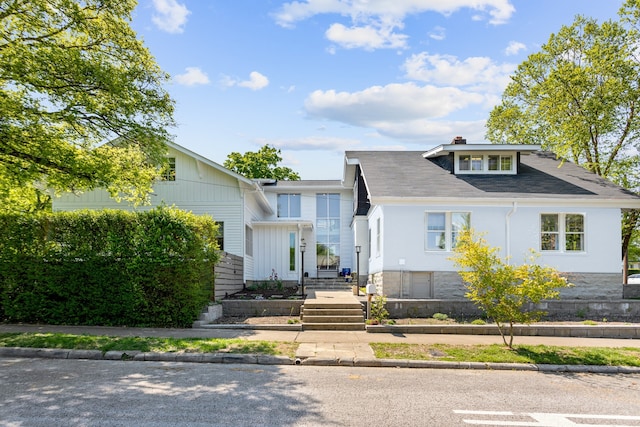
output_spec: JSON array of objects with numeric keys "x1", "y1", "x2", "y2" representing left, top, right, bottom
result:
[
  {"x1": 277, "y1": 194, "x2": 301, "y2": 218},
  {"x1": 425, "y1": 212, "x2": 470, "y2": 251},
  {"x1": 541, "y1": 213, "x2": 585, "y2": 252},
  {"x1": 316, "y1": 193, "x2": 340, "y2": 270}
]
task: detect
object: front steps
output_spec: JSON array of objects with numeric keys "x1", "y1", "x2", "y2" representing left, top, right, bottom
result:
[
  {"x1": 303, "y1": 278, "x2": 353, "y2": 290},
  {"x1": 301, "y1": 291, "x2": 365, "y2": 331}
]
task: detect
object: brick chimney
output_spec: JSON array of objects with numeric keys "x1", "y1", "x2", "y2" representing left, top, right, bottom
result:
[{"x1": 451, "y1": 136, "x2": 466, "y2": 145}]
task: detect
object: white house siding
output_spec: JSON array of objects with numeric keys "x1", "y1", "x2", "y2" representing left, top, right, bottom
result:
[
  {"x1": 259, "y1": 185, "x2": 354, "y2": 279},
  {"x1": 368, "y1": 203, "x2": 623, "y2": 299},
  {"x1": 54, "y1": 147, "x2": 247, "y2": 257},
  {"x1": 253, "y1": 224, "x2": 300, "y2": 284}
]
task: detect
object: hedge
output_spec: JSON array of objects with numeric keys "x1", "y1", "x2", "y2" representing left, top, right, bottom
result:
[{"x1": 0, "y1": 207, "x2": 220, "y2": 327}]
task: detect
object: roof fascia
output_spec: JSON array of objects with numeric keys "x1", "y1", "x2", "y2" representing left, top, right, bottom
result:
[
  {"x1": 370, "y1": 196, "x2": 640, "y2": 209},
  {"x1": 422, "y1": 144, "x2": 542, "y2": 158},
  {"x1": 166, "y1": 141, "x2": 273, "y2": 215}
]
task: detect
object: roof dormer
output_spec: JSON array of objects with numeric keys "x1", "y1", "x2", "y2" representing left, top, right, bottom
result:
[{"x1": 422, "y1": 138, "x2": 541, "y2": 176}]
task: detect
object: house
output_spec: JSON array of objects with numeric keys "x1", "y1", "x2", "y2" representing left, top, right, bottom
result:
[
  {"x1": 344, "y1": 137, "x2": 640, "y2": 299},
  {"x1": 54, "y1": 137, "x2": 640, "y2": 300},
  {"x1": 53, "y1": 141, "x2": 355, "y2": 290}
]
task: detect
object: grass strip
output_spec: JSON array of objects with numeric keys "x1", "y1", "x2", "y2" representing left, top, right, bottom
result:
[
  {"x1": 370, "y1": 343, "x2": 640, "y2": 367},
  {"x1": 0, "y1": 333, "x2": 298, "y2": 358}
]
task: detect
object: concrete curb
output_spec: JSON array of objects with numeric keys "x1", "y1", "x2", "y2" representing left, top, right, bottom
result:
[{"x1": 2, "y1": 347, "x2": 639, "y2": 374}]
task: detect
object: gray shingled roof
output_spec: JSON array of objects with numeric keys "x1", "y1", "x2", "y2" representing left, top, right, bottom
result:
[{"x1": 346, "y1": 150, "x2": 640, "y2": 203}]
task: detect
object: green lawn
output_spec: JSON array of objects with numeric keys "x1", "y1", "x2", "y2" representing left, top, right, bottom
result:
[
  {"x1": 0, "y1": 333, "x2": 298, "y2": 358},
  {"x1": 2, "y1": 333, "x2": 639, "y2": 366},
  {"x1": 370, "y1": 343, "x2": 640, "y2": 366}
]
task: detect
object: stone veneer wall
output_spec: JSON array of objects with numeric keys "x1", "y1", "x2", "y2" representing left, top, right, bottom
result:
[
  {"x1": 220, "y1": 299, "x2": 303, "y2": 317},
  {"x1": 373, "y1": 270, "x2": 625, "y2": 300},
  {"x1": 385, "y1": 299, "x2": 640, "y2": 321},
  {"x1": 624, "y1": 284, "x2": 640, "y2": 299}
]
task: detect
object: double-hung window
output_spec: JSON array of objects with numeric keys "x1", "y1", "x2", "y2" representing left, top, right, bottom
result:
[
  {"x1": 541, "y1": 213, "x2": 585, "y2": 252},
  {"x1": 277, "y1": 194, "x2": 301, "y2": 218},
  {"x1": 425, "y1": 212, "x2": 470, "y2": 251}
]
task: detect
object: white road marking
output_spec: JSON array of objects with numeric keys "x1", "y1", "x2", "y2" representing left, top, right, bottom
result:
[{"x1": 454, "y1": 410, "x2": 640, "y2": 426}]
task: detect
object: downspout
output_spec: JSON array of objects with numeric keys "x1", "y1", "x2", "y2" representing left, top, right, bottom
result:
[{"x1": 505, "y1": 201, "x2": 517, "y2": 264}]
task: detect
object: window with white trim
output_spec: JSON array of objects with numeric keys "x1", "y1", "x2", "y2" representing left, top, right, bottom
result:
[
  {"x1": 456, "y1": 153, "x2": 515, "y2": 174},
  {"x1": 541, "y1": 213, "x2": 584, "y2": 252},
  {"x1": 161, "y1": 157, "x2": 176, "y2": 181},
  {"x1": 245, "y1": 225, "x2": 253, "y2": 256},
  {"x1": 488, "y1": 155, "x2": 512, "y2": 171},
  {"x1": 425, "y1": 212, "x2": 470, "y2": 251},
  {"x1": 277, "y1": 194, "x2": 301, "y2": 218}
]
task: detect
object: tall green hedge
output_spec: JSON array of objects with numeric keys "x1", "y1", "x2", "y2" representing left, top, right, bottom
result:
[{"x1": 0, "y1": 207, "x2": 219, "y2": 327}]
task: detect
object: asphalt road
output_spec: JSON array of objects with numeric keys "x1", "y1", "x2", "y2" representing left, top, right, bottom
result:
[{"x1": 1, "y1": 358, "x2": 639, "y2": 426}]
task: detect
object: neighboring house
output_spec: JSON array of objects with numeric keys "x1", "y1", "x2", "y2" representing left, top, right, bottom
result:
[
  {"x1": 344, "y1": 137, "x2": 640, "y2": 299},
  {"x1": 54, "y1": 137, "x2": 640, "y2": 300},
  {"x1": 53, "y1": 142, "x2": 273, "y2": 283},
  {"x1": 53, "y1": 142, "x2": 355, "y2": 287}
]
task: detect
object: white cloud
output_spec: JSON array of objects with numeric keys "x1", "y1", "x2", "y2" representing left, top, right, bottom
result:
[
  {"x1": 259, "y1": 136, "x2": 363, "y2": 152},
  {"x1": 326, "y1": 22, "x2": 408, "y2": 50},
  {"x1": 505, "y1": 41, "x2": 526, "y2": 56},
  {"x1": 402, "y1": 52, "x2": 515, "y2": 92},
  {"x1": 429, "y1": 26, "x2": 446, "y2": 41},
  {"x1": 222, "y1": 71, "x2": 270, "y2": 91},
  {"x1": 305, "y1": 83, "x2": 487, "y2": 127},
  {"x1": 174, "y1": 67, "x2": 210, "y2": 86},
  {"x1": 151, "y1": 0, "x2": 190, "y2": 34},
  {"x1": 273, "y1": 0, "x2": 516, "y2": 51}
]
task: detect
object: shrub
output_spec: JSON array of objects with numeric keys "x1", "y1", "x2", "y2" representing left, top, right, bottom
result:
[
  {"x1": 0, "y1": 207, "x2": 220, "y2": 327},
  {"x1": 432, "y1": 313, "x2": 449, "y2": 321},
  {"x1": 450, "y1": 229, "x2": 571, "y2": 348},
  {"x1": 370, "y1": 294, "x2": 389, "y2": 323}
]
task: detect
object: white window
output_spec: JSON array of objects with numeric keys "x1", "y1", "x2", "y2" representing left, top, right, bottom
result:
[
  {"x1": 277, "y1": 194, "x2": 301, "y2": 218},
  {"x1": 425, "y1": 212, "x2": 470, "y2": 251},
  {"x1": 541, "y1": 213, "x2": 584, "y2": 252},
  {"x1": 161, "y1": 157, "x2": 176, "y2": 181},
  {"x1": 457, "y1": 153, "x2": 515, "y2": 174},
  {"x1": 488, "y1": 155, "x2": 513, "y2": 171},
  {"x1": 245, "y1": 225, "x2": 253, "y2": 256},
  {"x1": 376, "y1": 218, "x2": 381, "y2": 256}
]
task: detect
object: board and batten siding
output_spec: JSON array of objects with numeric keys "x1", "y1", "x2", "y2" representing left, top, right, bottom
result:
[{"x1": 53, "y1": 147, "x2": 247, "y2": 258}]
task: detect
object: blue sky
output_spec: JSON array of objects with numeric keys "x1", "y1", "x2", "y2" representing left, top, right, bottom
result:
[{"x1": 131, "y1": 0, "x2": 622, "y2": 179}]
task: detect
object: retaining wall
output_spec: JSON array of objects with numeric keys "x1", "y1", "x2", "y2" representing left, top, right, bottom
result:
[
  {"x1": 385, "y1": 299, "x2": 640, "y2": 321},
  {"x1": 624, "y1": 284, "x2": 640, "y2": 299},
  {"x1": 220, "y1": 299, "x2": 304, "y2": 317}
]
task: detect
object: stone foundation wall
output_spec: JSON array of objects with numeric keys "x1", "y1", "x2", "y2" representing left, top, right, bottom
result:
[
  {"x1": 385, "y1": 299, "x2": 640, "y2": 321},
  {"x1": 374, "y1": 269, "x2": 625, "y2": 300},
  {"x1": 220, "y1": 299, "x2": 303, "y2": 317},
  {"x1": 623, "y1": 284, "x2": 640, "y2": 299}
]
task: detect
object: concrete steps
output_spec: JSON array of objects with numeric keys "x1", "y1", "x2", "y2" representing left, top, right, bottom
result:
[
  {"x1": 303, "y1": 278, "x2": 353, "y2": 290},
  {"x1": 301, "y1": 291, "x2": 365, "y2": 331}
]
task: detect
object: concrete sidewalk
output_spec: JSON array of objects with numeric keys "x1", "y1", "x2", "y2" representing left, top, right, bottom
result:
[{"x1": 1, "y1": 323, "x2": 640, "y2": 373}]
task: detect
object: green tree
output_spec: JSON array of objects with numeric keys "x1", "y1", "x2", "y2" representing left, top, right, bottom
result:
[
  {"x1": 224, "y1": 145, "x2": 300, "y2": 180},
  {"x1": 485, "y1": 3, "x2": 640, "y2": 268},
  {"x1": 450, "y1": 229, "x2": 570, "y2": 348},
  {"x1": 0, "y1": 0, "x2": 175, "y2": 212}
]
